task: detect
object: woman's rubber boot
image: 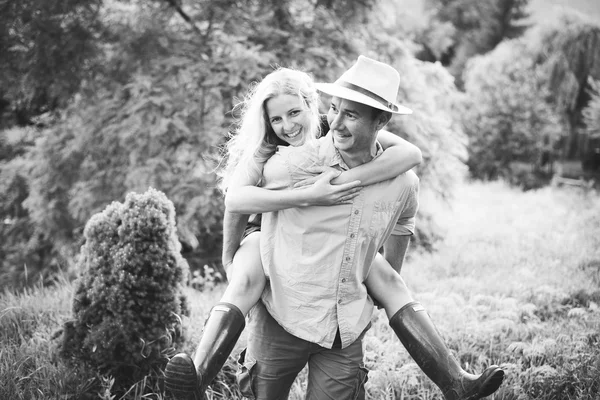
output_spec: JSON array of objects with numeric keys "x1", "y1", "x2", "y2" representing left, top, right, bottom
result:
[
  {"x1": 389, "y1": 302, "x2": 505, "y2": 400},
  {"x1": 164, "y1": 302, "x2": 245, "y2": 400}
]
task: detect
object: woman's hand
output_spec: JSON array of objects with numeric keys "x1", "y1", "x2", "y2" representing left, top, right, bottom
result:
[
  {"x1": 297, "y1": 168, "x2": 362, "y2": 206},
  {"x1": 293, "y1": 166, "x2": 338, "y2": 188}
]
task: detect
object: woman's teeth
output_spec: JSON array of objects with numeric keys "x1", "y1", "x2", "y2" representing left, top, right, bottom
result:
[{"x1": 286, "y1": 128, "x2": 301, "y2": 138}]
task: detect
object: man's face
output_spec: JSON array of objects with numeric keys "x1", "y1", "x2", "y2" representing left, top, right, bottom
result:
[{"x1": 327, "y1": 97, "x2": 380, "y2": 154}]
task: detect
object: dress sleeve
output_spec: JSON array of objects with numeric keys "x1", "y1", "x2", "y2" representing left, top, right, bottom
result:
[
  {"x1": 285, "y1": 140, "x2": 327, "y2": 185},
  {"x1": 261, "y1": 147, "x2": 294, "y2": 191}
]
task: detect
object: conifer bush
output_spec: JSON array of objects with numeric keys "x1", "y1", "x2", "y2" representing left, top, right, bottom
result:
[{"x1": 58, "y1": 188, "x2": 189, "y2": 387}]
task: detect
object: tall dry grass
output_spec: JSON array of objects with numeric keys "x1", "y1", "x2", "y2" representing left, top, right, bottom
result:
[
  {"x1": 1, "y1": 181, "x2": 599, "y2": 399},
  {"x1": 362, "y1": 181, "x2": 600, "y2": 399}
]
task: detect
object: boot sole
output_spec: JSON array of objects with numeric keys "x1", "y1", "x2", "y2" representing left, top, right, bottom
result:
[{"x1": 164, "y1": 353, "x2": 201, "y2": 400}]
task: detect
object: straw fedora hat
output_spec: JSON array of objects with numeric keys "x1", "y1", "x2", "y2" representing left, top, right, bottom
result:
[{"x1": 316, "y1": 55, "x2": 412, "y2": 115}]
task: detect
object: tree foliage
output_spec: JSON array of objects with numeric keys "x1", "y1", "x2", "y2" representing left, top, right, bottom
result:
[
  {"x1": 0, "y1": 127, "x2": 60, "y2": 289},
  {"x1": 462, "y1": 39, "x2": 562, "y2": 181},
  {"x1": 582, "y1": 78, "x2": 600, "y2": 171},
  {"x1": 462, "y1": 8, "x2": 600, "y2": 184},
  {"x1": 420, "y1": 0, "x2": 530, "y2": 86},
  {"x1": 583, "y1": 79, "x2": 600, "y2": 136},
  {"x1": 0, "y1": 0, "x2": 102, "y2": 126},
  {"x1": 526, "y1": 10, "x2": 600, "y2": 159},
  {"x1": 533, "y1": 12, "x2": 600, "y2": 113},
  {"x1": 0, "y1": 0, "x2": 469, "y2": 287}
]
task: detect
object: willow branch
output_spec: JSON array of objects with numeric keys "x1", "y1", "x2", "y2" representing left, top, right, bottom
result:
[{"x1": 163, "y1": 0, "x2": 201, "y2": 33}]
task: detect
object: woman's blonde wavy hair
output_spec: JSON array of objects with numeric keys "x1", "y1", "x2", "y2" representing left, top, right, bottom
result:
[{"x1": 219, "y1": 67, "x2": 321, "y2": 191}]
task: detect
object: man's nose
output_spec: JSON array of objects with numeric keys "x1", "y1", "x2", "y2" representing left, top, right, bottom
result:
[{"x1": 330, "y1": 113, "x2": 343, "y2": 131}]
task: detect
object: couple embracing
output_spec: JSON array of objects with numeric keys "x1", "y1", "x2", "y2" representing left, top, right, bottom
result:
[{"x1": 165, "y1": 56, "x2": 505, "y2": 400}]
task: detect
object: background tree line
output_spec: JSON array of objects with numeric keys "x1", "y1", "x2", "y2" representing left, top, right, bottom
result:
[{"x1": 1, "y1": 0, "x2": 599, "y2": 291}]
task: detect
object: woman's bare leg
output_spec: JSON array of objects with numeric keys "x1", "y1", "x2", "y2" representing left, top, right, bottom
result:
[
  {"x1": 220, "y1": 231, "x2": 266, "y2": 315},
  {"x1": 165, "y1": 232, "x2": 266, "y2": 399},
  {"x1": 364, "y1": 253, "x2": 414, "y2": 318}
]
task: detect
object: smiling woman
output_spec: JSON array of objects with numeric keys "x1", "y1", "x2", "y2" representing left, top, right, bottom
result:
[{"x1": 265, "y1": 94, "x2": 313, "y2": 147}]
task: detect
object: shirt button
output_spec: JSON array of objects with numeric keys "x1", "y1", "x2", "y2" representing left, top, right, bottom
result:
[
  {"x1": 341, "y1": 278, "x2": 346, "y2": 283},
  {"x1": 345, "y1": 256, "x2": 351, "y2": 261},
  {"x1": 338, "y1": 299, "x2": 342, "y2": 304},
  {"x1": 354, "y1": 210, "x2": 359, "y2": 215},
  {"x1": 350, "y1": 233, "x2": 355, "y2": 238}
]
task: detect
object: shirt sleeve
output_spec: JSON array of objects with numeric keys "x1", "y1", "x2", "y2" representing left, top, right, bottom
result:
[{"x1": 392, "y1": 179, "x2": 420, "y2": 236}]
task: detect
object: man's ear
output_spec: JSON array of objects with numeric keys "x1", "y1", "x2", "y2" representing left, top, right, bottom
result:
[{"x1": 376, "y1": 111, "x2": 392, "y2": 131}]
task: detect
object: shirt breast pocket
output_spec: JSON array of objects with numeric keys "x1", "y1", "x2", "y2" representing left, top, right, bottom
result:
[{"x1": 367, "y1": 200, "x2": 401, "y2": 238}]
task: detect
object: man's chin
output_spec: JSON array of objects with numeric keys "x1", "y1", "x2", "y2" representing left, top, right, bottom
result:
[{"x1": 333, "y1": 139, "x2": 352, "y2": 151}]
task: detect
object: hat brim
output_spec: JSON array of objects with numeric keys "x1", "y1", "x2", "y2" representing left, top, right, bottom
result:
[{"x1": 316, "y1": 83, "x2": 413, "y2": 115}]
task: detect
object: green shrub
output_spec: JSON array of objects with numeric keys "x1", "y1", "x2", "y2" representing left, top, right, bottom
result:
[
  {"x1": 57, "y1": 188, "x2": 189, "y2": 389},
  {"x1": 462, "y1": 38, "x2": 563, "y2": 182}
]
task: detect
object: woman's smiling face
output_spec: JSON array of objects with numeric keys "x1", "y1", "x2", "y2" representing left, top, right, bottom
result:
[{"x1": 265, "y1": 94, "x2": 312, "y2": 147}]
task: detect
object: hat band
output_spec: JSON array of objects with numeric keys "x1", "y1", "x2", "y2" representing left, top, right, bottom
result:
[{"x1": 337, "y1": 81, "x2": 398, "y2": 112}]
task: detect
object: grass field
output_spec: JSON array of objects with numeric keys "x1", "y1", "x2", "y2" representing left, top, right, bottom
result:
[{"x1": 2, "y1": 180, "x2": 600, "y2": 399}]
